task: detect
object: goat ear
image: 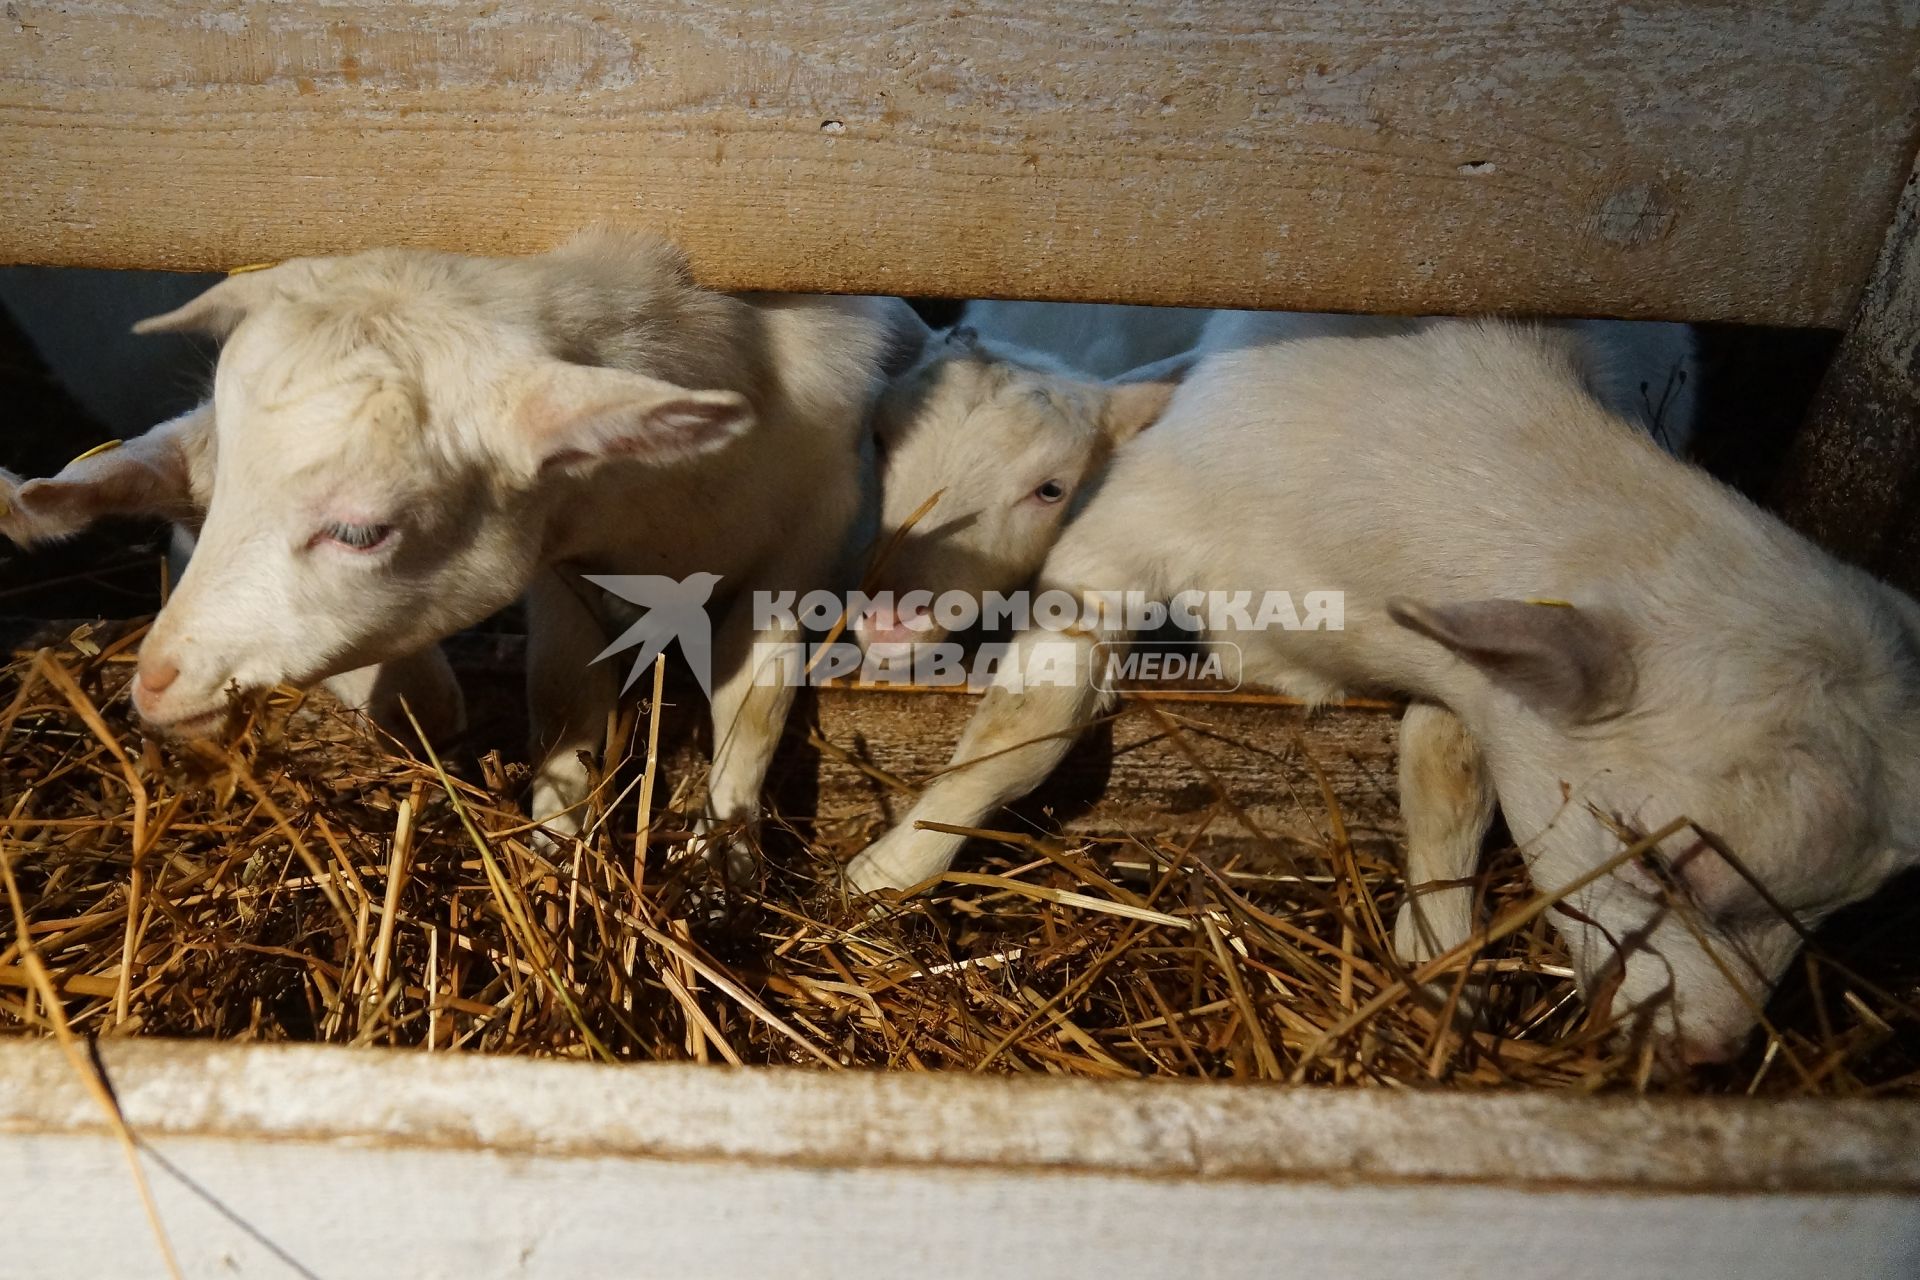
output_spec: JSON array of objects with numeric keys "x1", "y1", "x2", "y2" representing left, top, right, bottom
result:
[
  {"x1": 1099, "y1": 379, "x2": 1176, "y2": 445},
  {"x1": 513, "y1": 361, "x2": 753, "y2": 475},
  {"x1": 545, "y1": 226, "x2": 694, "y2": 281},
  {"x1": 4, "y1": 404, "x2": 212, "y2": 546},
  {"x1": 1114, "y1": 350, "x2": 1199, "y2": 386},
  {"x1": 878, "y1": 301, "x2": 936, "y2": 380},
  {"x1": 1388, "y1": 597, "x2": 1636, "y2": 724},
  {"x1": 133, "y1": 269, "x2": 283, "y2": 339}
]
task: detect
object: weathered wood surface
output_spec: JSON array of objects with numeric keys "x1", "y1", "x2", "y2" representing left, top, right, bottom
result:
[
  {"x1": 5, "y1": 624, "x2": 1404, "y2": 863},
  {"x1": 4, "y1": 2, "x2": 1919, "y2": 324},
  {"x1": 1777, "y1": 155, "x2": 1920, "y2": 593},
  {"x1": 2, "y1": 1039, "x2": 1918, "y2": 1278},
  {"x1": 792, "y1": 683, "x2": 1404, "y2": 862},
  {"x1": 438, "y1": 625, "x2": 1407, "y2": 857}
]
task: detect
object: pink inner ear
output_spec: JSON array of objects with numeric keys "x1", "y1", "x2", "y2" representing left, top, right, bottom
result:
[
  {"x1": 521, "y1": 362, "x2": 750, "y2": 471},
  {"x1": 594, "y1": 401, "x2": 743, "y2": 459},
  {"x1": 538, "y1": 400, "x2": 741, "y2": 469},
  {"x1": 653, "y1": 400, "x2": 744, "y2": 434}
]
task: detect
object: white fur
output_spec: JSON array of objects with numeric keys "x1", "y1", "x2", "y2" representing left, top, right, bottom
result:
[
  {"x1": 861, "y1": 308, "x2": 1692, "y2": 649},
  {"x1": 849, "y1": 322, "x2": 1920, "y2": 1064},
  {"x1": 854, "y1": 328, "x2": 1172, "y2": 647},
  {"x1": 1195, "y1": 310, "x2": 1699, "y2": 450},
  {"x1": 125, "y1": 230, "x2": 911, "y2": 866},
  {"x1": 0, "y1": 404, "x2": 465, "y2": 741},
  {"x1": 968, "y1": 302, "x2": 1699, "y2": 450}
]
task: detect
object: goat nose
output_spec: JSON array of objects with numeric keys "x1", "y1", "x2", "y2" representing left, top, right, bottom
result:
[
  {"x1": 138, "y1": 656, "x2": 181, "y2": 696},
  {"x1": 1678, "y1": 1035, "x2": 1744, "y2": 1067}
]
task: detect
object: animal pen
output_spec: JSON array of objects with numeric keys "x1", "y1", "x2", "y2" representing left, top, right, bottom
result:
[{"x1": 3, "y1": 3, "x2": 1920, "y2": 1276}]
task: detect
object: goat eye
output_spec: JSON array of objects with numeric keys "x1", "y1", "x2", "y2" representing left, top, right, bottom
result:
[
  {"x1": 318, "y1": 521, "x2": 395, "y2": 552},
  {"x1": 1033, "y1": 480, "x2": 1067, "y2": 504}
]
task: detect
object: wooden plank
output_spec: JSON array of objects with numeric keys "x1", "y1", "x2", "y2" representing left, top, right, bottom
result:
[
  {"x1": 1776, "y1": 155, "x2": 1920, "y2": 592},
  {"x1": 434, "y1": 627, "x2": 1406, "y2": 857},
  {"x1": 2, "y1": 1039, "x2": 1917, "y2": 1277},
  {"x1": 3, "y1": 2, "x2": 1919, "y2": 324},
  {"x1": 2, "y1": 623, "x2": 1404, "y2": 858},
  {"x1": 791, "y1": 683, "x2": 1404, "y2": 861}
]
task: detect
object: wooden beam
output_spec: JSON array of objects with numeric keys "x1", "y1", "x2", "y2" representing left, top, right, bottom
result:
[
  {"x1": 2, "y1": 1039, "x2": 1917, "y2": 1277},
  {"x1": 792, "y1": 683, "x2": 1403, "y2": 862},
  {"x1": 1776, "y1": 153, "x2": 1920, "y2": 592},
  {"x1": 3, "y1": 2, "x2": 1918, "y2": 324}
]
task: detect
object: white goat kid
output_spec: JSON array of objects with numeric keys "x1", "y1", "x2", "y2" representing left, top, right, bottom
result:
[
  {"x1": 1131, "y1": 309, "x2": 1700, "y2": 451},
  {"x1": 959, "y1": 302, "x2": 1698, "y2": 451},
  {"x1": 855, "y1": 309, "x2": 1692, "y2": 647},
  {"x1": 848, "y1": 323, "x2": 1920, "y2": 1065},
  {"x1": 122, "y1": 230, "x2": 911, "y2": 870},
  {"x1": 854, "y1": 327, "x2": 1174, "y2": 646},
  {"x1": 860, "y1": 306, "x2": 1696, "y2": 984},
  {"x1": 1, "y1": 404, "x2": 466, "y2": 741},
  {"x1": 1159, "y1": 307, "x2": 1702, "y2": 1006}
]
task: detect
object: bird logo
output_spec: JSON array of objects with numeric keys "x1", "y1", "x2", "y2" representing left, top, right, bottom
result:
[{"x1": 585, "y1": 571, "x2": 724, "y2": 696}]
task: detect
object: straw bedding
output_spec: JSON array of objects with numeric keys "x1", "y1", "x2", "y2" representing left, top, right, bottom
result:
[{"x1": 2, "y1": 616, "x2": 1915, "y2": 1095}]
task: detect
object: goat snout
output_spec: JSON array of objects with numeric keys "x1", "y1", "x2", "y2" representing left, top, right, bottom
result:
[
  {"x1": 134, "y1": 654, "x2": 180, "y2": 704},
  {"x1": 1675, "y1": 1032, "x2": 1749, "y2": 1068},
  {"x1": 131, "y1": 648, "x2": 230, "y2": 737},
  {"x1": 856, "y1": 599, "x2": 935, "y2": 647}
]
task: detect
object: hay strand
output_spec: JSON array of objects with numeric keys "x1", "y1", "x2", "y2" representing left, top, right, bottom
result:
[{"x1": 0, "y1": 625, "x2": 1912, "y2": 1096}]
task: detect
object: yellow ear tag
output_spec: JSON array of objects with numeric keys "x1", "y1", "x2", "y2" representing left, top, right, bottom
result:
[
  {"x1": 1525, "y1": 597, "x2": 1575, "y2": 608},
  {"x1": 226, "y1": 261, "x2": 278, "y2": 276},
  {"x1": 69, "y1": 439, "x2": 124, "y2": 464}
]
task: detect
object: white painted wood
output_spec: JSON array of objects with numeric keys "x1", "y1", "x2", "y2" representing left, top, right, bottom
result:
[
  {"x1": 1, "y1": 1040, "x2": 1916, "y2": 1278},
  {"x1": 15, "y1": 1133, "x2": 1920, "y2": 1280}
]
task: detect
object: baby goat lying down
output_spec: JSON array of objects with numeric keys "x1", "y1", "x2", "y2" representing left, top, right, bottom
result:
[
  {"x1": 1, "y1": 404, "x2": 467, "y2": 742},
  {"x1": 857, "y1": 310, "x2": 1696, "y2": 648},
  {"x1": 36, "y1": 230, "x2": 911, "y2": 868},
  {"x1": 850, "y1": 321, "x2": 1920, "y2": 1064}
]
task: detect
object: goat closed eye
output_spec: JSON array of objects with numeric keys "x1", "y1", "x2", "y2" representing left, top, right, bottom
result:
[
  {"x1": 1032, "y1": 480, "x2": 1067, "y2": 504},
  {"x1": 315, "y1": 521, "x2": 396, "y2": 553}
]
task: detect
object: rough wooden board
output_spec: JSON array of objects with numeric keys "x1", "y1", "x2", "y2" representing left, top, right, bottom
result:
[
  {"x1": 3, "y1": 1040, "x2": 1918, "y2": 1278},
  {"x1": 12, "y1": 1038, "x2": 1920, "y2": 1190},
  {"x1": 4, "y1": 2, "x2": 1920, "y2": 324},
  {"x1": 1777, "y1": 156, "x2": 1920, "y2": 592},
  {"x1": 435, "y1": 621, "x2": 1407, "y2": 858},
  {"x1": 791, "y1": 684, "x2": 1404, "y2": 862},
  {"x1": 3, "y1": 625, "x2": 1404, "y2": 863}
]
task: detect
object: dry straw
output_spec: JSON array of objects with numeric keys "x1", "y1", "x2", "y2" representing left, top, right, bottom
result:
[{"x1": 0, "y1": 621, "x2": 1914, "y2": 1095}]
